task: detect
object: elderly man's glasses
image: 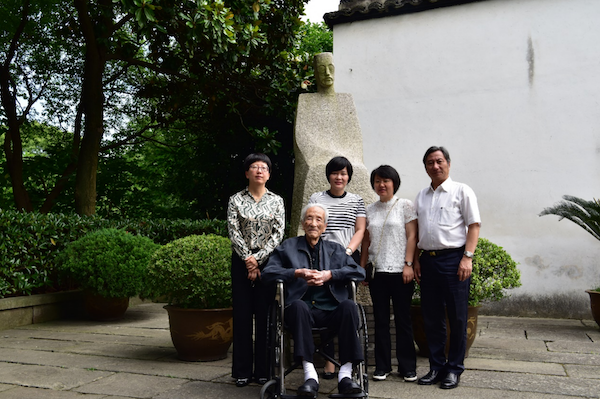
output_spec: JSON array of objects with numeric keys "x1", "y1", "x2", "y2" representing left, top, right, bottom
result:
[{"x1": 249, "y1": 165, "x2": 269, "y2": 172}]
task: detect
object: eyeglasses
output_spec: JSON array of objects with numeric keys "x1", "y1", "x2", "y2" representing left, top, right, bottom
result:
[{"x1": 249, "y1": 165, "x2": 269, "y2": 172}]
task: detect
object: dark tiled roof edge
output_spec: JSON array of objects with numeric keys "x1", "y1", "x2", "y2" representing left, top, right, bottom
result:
[{"x1": 324, "y1": 0, "x2": 487, "y2": 28}]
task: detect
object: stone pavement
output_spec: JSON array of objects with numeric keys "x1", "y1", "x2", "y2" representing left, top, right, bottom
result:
[{"x1": 0, "y1": 303, "x2": 599, "y2": 399}]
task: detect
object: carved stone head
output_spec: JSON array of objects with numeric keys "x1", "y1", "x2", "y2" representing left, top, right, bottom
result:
[{"x1": 314, "y1": 52, "x2": 335, "y2": 94}]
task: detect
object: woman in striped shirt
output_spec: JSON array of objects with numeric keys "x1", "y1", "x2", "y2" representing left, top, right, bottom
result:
[{"x1": 308, "y1": 156, "x2": 366, "y2": 379}]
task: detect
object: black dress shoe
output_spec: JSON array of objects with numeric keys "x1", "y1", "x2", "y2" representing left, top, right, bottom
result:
[
  {"x1": 298, "y1": 378, "x2": 319, "y2": 397},
  {"x1": 440, "y1": 372, "x2": 460, "y2": 389},
  {"x1": 235, "y1": 377, "x2": 251, "y2": 387},
  {"x1": 338, "y1": 377, "x2": 363, "y2": 395},
  {"x1": 255, "y1": 377, "x2": 269, "y2": 385},
  {"x1": 417, "y1": 370, "x2": 444, "y2": 385},
  {"x1": 322, "y1": 371, "x2": 336, "y2": 380}
]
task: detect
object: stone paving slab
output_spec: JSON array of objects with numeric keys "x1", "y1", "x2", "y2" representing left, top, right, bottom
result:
[
  {"x1": 471, "y1": 336, "x2": 549, "y2": 352},
  {"x1": 564, "y1": 364, "x2": 600, "y2": 380},
  {"x1": 547, "y1": 340, "x2": 600, "y2": 354},
  {"x1": 465, "y1": 357, "x2": 566, "y2": 375},
  {"x1": 464, "y1": 369, "x2": 600, "y2": 397},
  {"x1": 0, "y1": 386, "x2": 106, "y2": 399},
  {"x1": 0, "y1": 333, "x2": 173, "y2": 349},
  {"x1": 469, "y1": 346, "x2": 600, "y2": 366},
  {"x1": 72, "y1": 372, "x2": 187, "y2": 398},
  {"x1": 0, "y1": 362, "x2": 112, "y2": 390}
]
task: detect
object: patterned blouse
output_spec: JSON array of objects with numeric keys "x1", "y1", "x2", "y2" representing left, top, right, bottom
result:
[
  {"x1": 365, "y1": 196, "x2": 417, "y2": 273},
  {"x1": 227, "y1": 187, "x2": 285, "y2": 266}
]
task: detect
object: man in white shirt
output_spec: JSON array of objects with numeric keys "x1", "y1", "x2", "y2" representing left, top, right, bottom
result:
[{"x1": 414, "y1": 146, "x2": 481, "y2": 390}]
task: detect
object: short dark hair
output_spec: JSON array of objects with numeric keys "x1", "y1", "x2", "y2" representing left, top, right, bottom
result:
[
  {"x1": 325, "y1": 156, "x2": 353, "y2": 183},
  {"x1": 243, "y1": 153, "x2": 272, "y2": 172},
  {"x1": 422, "y1": 146, "x2": 451, "y2": 166},
  {"x1": 370, "y1": 165, "x2": 401, "y2": 194}
]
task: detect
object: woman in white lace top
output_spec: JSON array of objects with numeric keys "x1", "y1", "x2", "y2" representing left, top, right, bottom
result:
[{"x1": 360, "y1": 165, "x2": 418, "y2": 383}]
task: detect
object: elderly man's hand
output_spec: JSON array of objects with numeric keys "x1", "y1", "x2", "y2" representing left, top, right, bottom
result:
[
  {"x1": 295, "y1": 269, "x2": 332, "y2": 286},
  {"x1": 457, "y1": 257, "x2": 473, "y2": 281}
]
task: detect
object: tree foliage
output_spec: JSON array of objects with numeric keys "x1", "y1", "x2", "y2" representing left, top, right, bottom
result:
[{"x1": 1, "y1": 3, "x2": 337, "y2": 220}]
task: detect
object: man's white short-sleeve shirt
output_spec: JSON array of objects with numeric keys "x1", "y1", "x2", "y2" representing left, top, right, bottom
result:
[{"x1": 415, "y1": 177, "x2": 481, "y2": 251}]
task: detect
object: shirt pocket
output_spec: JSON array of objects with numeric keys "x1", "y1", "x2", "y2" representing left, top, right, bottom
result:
[{"x1": 438, "y1": 206, "x2": 461, "y2": 227}]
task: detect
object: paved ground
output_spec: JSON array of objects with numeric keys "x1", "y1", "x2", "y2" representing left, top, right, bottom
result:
[{"x1": 0, "y1": 303, "x2": 599, "y2": 399}]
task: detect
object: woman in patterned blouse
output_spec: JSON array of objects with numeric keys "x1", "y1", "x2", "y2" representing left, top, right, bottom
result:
[
  {"x1": 360, "y1": 165, "x2": 418, "y2": 383},
  {"x1": 227, "y1": 153, "x2": 285, "y2": 388},
  {"x1": 308, "y1": 156, "x2": 366, "y2": 379}
]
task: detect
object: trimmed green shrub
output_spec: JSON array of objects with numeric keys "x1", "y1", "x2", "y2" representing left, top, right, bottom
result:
[
  {"x1": 413, "y1": 237, "x2": 521, "y2": 307},
  {"x1": 146, "y1": 234, "x2": 232, "y2": 309},
  {"x1": 0, "y1": 209, "x2": 226, "y2": 298},
  {"x1": 55, "y1": 228, "x2": 160, "y2": 298}
]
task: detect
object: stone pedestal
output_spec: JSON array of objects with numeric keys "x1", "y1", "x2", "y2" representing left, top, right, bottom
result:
[{"x1": 290, "y1": 92, "x2": 377, "y2": 237}]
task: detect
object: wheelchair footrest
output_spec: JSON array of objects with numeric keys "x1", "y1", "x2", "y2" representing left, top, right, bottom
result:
[{"x1": 329, "y1": 393, "x2": 366, "y2": 398}]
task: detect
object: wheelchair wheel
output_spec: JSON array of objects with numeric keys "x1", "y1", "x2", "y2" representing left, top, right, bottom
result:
[
  {"x1": 265, "y1": 282, "x2": 286, "y2": 397},
  {"x1": 260, "y1": 379, "x2": 279, "y2": 399},
  {"x1": 356, "y1": 303, "x2": 369, "y2": 396}
]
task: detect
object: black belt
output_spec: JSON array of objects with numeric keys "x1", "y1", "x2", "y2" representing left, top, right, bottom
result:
[{"x1": 422, "y1": 246, "x2": 464, "y2": 257}]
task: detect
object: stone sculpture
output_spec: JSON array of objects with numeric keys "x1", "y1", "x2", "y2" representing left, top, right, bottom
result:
[{"x1": 290, "y1": 52, "x2": 377, "y2": 236}]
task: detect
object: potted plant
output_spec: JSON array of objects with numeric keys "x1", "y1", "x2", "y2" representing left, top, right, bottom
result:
[
  {"x1": 56, "y1": 228, "x2": 160, "y2": 321},
  {"x1": 540, "y1": 195, "x2": 600, "y2": 328},
  {"x1": 411, "y1": 237, "x2": 521, "y2": 356},
  {"x1": 146, "y1": 234, "x2": 233, "y2": 361}
]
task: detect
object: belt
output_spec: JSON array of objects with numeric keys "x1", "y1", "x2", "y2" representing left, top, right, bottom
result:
[{"x1": 422, "y1": 246, "x2": 464, "y2": 257}]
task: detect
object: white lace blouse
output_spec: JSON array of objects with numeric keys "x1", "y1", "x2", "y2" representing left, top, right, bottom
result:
[{"x1": 365, "y1": 196, "x2": 417, "y2": 273}]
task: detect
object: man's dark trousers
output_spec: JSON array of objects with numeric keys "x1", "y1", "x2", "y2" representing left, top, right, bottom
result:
[
  {"x1": 285, "y1": 299, "x2": 363, "y2": 364},
  {"x1": 420, "y1": 249, "x2": 469, "y2": 375}
]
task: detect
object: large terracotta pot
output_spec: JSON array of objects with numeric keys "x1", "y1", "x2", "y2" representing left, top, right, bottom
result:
[
  {"x1": 164, "y1": 305, "x2": 233, "y2": 361},
  {"x1": 586, "y1": 290, "x2": 600, "y2": 328},
  {"x1": 84, "y1": 292, "x2": 129, "y2": 321},
  {"x1": 410, "y1": 305, "x2": 480, "y2": 358}
]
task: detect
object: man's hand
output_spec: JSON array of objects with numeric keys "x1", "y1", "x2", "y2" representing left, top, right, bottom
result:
[
  {"x1": 457, "y1": 256, "x2": 473, "y2": 281},
  {"x1": 413, "y1": 258, "x2": 421, "y2": 284},
  {"x1": 295, "y1": 269, "x2": 332, "y2": 286}
]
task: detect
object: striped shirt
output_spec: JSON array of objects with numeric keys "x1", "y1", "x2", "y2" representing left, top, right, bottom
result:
[{"x1": 308, "y1": 191, "x2": 366, "y2": 247}]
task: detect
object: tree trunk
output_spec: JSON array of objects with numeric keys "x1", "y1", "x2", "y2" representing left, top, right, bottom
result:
[
  {"x1": 73, "y1": 0, "x2": 108, "y2": 216},
  {"x1": 0, "y1": 0, "x2": 34, "y2": 212}
]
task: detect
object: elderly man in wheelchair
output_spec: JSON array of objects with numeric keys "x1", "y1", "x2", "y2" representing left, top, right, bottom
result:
[{"x1": 262, "y1": 203, "x2": 367, "y2": 398}]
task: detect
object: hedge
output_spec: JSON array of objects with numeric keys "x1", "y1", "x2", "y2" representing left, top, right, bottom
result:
[{"x1": 0, "y1": 209, "x2": 227, "y2": 298}]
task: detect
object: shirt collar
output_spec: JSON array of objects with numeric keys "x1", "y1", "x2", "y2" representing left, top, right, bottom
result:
[{"x1": 429, "y1": 177, "x2": 453, "y2": 193}]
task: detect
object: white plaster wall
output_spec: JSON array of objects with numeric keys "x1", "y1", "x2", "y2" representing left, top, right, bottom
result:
[{"x1": 333, "y1": 0, "x2": 600, "y2": 310}]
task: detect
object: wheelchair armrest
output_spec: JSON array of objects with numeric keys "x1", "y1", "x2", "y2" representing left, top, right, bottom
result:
[{"x1": 347, "y1": 279, "x2": 358, "y2": 303}]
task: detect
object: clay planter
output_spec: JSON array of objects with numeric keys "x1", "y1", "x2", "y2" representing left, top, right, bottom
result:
[
  {"x1": 84, "y1": 292, "x2": 129, "y2": 321},
  {"x1": 164, "y1": 305, "x2": 233, "y2": 361},
  {"x1": 586, "y1": 290, "x2": 600, "y2": 328},
  {"x1": 410, "y1": 305, "x2": 480, "y2": 358}
]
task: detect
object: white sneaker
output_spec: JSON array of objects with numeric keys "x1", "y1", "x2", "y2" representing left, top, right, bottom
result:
[{"x1": 373, "y1": 370, "x2": 389, "y2": 381}]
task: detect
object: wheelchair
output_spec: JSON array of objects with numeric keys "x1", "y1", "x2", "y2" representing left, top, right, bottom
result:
[{"x1": 260, "y1": 279, "x2": 369, "y2": 399}]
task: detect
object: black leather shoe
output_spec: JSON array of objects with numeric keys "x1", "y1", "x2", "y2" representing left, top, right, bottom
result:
[
  {"x1": 298, "y1": 378, "x2": 319, "y2": 397},
  {"x1": 440, "y1": 372, "x2": 460, "y2": 389},
  {"x1": 322, "y1": 371, "x2": 336, "y2": 380},
  {"x1": 235, "y1": 377, "x2": 250, "y2": 387},
  {"x1": 417, "y1": 370, "x2": 444, "y2": 385},
  {"x1": 338, "y1": 377, "x2": 363, "y2": 395}
]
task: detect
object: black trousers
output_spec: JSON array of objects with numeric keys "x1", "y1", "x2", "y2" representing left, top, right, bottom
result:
[
  {"x1": 285, "y1": 299, "x2": 363, "y2": 365},
  {"x1": 420, "y1": 249, "x2": 470, "y2": 375},
  {"x1": 231, "y1": 253, "x2": 271, "y2": 379},
  {"x1": 369, "y1": 272, "x2": 416, "y2": 374}
]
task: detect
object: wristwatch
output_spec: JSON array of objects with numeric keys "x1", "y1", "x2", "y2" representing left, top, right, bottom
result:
[
  {"x1": 464, "y1": 251, "x2": 474, "y2": 259},
  {"x1": 345, "y1": 247, "x2": 353, "y2": 256},
  {"x1": 404, "y1": 261, "x2": 413, "y2": 267}
]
